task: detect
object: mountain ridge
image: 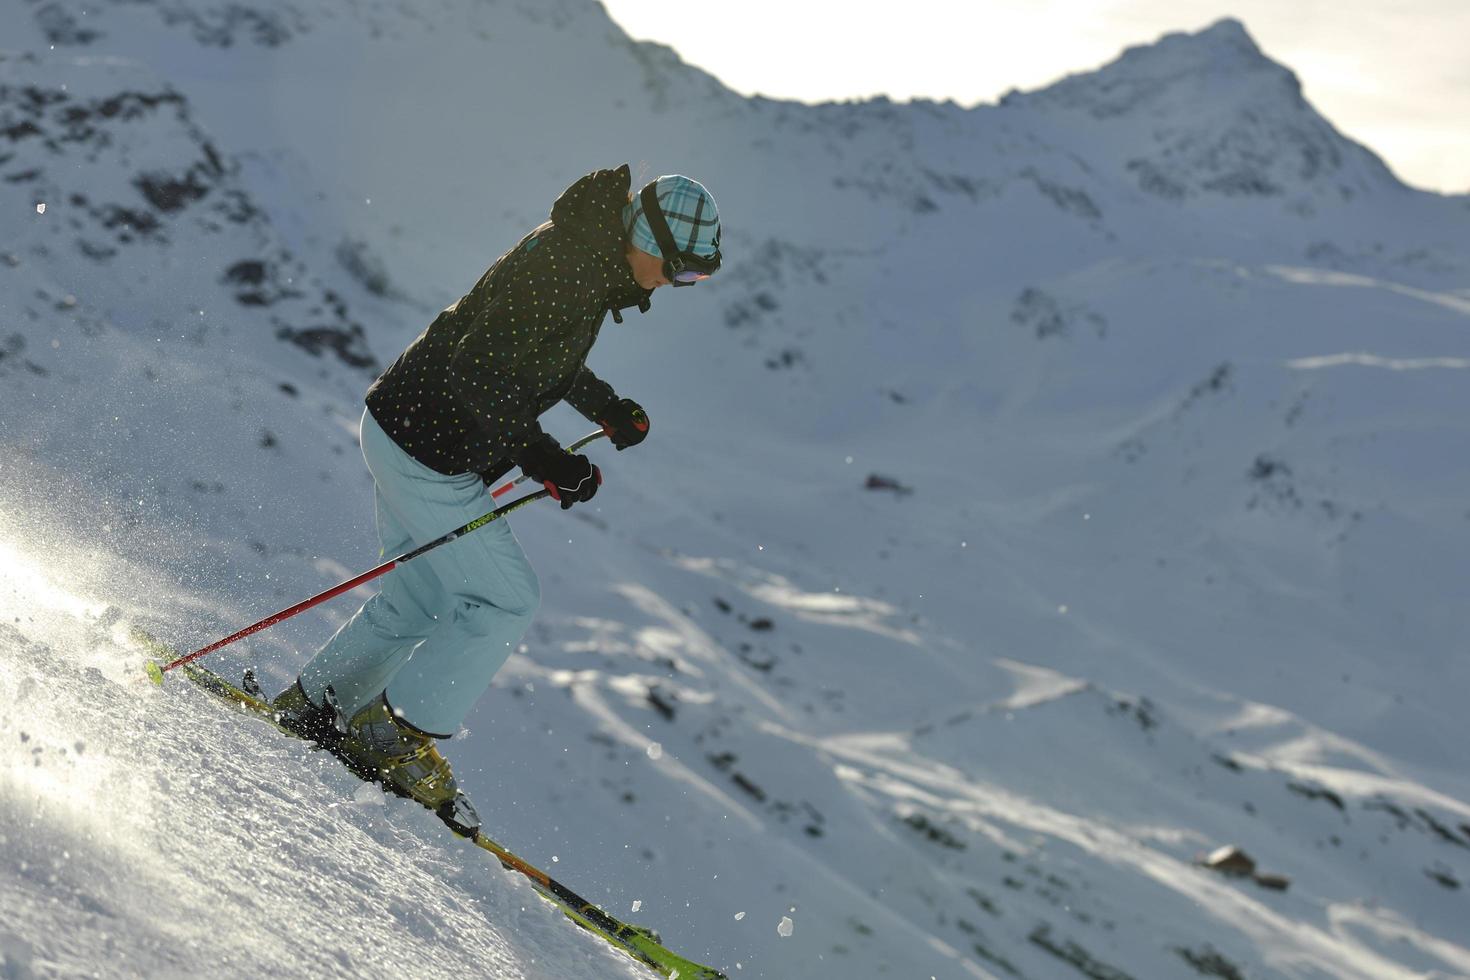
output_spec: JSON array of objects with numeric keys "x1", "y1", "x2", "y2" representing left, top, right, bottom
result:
[{"x1": 997, "y1": 17, "x2": 1403, "y2": 204}]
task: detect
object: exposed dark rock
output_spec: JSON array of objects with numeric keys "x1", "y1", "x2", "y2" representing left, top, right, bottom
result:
[
  {"x1": 33, "y1": 2, "x2": 103, "y2": 45},
  {"x1": 274, "y1": 325, "x2": 376, "y2": 371},
  {"x1": 1028, "y1": 924, "x2": 1135, "y2": 980},
  {"x1": 1013, "y1": 287, "x2": 1068, "y2": 339},
  {"x1": 1179, "y1": 362, "x2": 1234, "y2": 413},
  {"x1": 865, "y1": 474, "x2": 913, "y2": 496},
  {"x1": 921, "y1": 169, "x2": 989, "y2": 203},
  {"x1": 1176, "y1": 945, "x2": 1246, "y2": 979},
  {"x1": 1364, "y1": 797, "x2": 1412, "y2": 828},
  {"x1": 763, "y1": 347, "x2": 805, "y2": 370},
  {"x1": 152, "y1": 4, "x2": 300, "y2": 48},
  {"x1": 965, "y1": 925, "x2": 1023, "y2": 977},
  {"x1": 1288, "y1": 781, "x2": 1345, "y2": 811},
  {"x1": 646, "y1": 686, "x2": 677, "y2": 722},
  {"x1": 77, "y1": 239, "x2": 116, "y2": 260},
  {"x1": 1247, "y1": 454, "x2": 1299, "y2": 508},
  {"x1": 1107, "y1": 696, "x2": 1158, "y2": 732},
  {"x1": 1203, "y1": 170, "x2": 1281, "y2": 197},
  {"x1": 2, "y1": 119, "x2": 44, "y2": 142},
  {"x1": 901, "y1": 812, "x2": 966, "y2": 851},
  {"x1": 1022, "y1": 168, "x2": 1103, "y2": 221},
  {"x1": 1010, "y1": 287, "x2": 1108, "y2": 341},
  {"x1": 215, "y1": 188, "x2": 262, "y2": 224},
  {"x1": 1128, "y1": 159, "x2": 1188, "y2": 200},
  {"x1": 736, "y1": 647, "x2": 774, "y2": 672},
  {"x1": 224, "y1": 259, "x2": 268, "y2": 286},
  {"x1": 731, "y1": 772, "x2": 766, "y2": 802},
  {"x1": 769, "y1": 799, "x2": 826, "y2": 839},
  {"x1": 99, "y1": 205, "x2": 161, "y2": 236},
  {"x1": 723, "y1": 290, "x2": 779, "y2": 328},
  {"x1": 966, "y1": 887, "x2": 1001, "y2": 917},
  {"x1": 336, "y1": 238, "x2": 393, "y2": 297},
  {"x1": 1425, "y1": 866, "x2": 1461, "y2": 890},
  {"x1": 135, "y1": 169, "x2": 211, "y2": 212},
  {"x1": 1415, "y1": 808, "x2": 1470, "y2": 849}
]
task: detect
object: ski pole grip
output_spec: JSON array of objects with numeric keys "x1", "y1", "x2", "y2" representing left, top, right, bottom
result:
[{"x1": 491, "y1": 428, "x2": 609, "y2": 499}]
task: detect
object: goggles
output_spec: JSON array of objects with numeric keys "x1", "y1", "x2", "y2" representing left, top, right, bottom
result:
[{"x1": 639, "y1": 181, "x2": 721, "y2": 287}]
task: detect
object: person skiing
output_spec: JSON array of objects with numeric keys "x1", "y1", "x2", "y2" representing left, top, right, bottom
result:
[{"x1": 269, "y1": 164, "x2": 722, "y2": 832}]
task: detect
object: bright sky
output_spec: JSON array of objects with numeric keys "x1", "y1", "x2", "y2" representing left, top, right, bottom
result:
[{"x1": 600, "y1": 0, "x2": 1470, "y2": 195}]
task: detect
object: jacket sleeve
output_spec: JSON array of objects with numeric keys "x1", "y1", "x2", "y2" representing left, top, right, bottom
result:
[
  {"x1": 564, "y1": 364, "x2": 619, "y2": 422},
  {"x1": 447, "y1": 262, "x2": 597, "y2": 461}
]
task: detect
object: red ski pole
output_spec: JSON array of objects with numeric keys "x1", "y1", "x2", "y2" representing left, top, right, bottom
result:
[{"x1": 144, "y1": 429, "x2": 607, "y2": 685}]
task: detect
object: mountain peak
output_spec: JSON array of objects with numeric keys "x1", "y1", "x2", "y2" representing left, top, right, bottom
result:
[
  {"x1": 1005, "y1": 18, "x2": 1287, "y2": 120},
  {"x1": 1001, "y1": 18, "x2": 1400, "y2": 201},
  {"x1": 1166, "y1": 17, "x2": 1264, "y2": 61},
  {"x1": 1116, "y1": 16, "x2": 1278, "y2": 84}
]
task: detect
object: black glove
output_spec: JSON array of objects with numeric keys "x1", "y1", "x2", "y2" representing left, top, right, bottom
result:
[
  {"x1": 598, "y1": 398, "x2": 650, "y2": 451},
  {"x1": 518, "y1": 437, "x2": 601, "y2": 510}
]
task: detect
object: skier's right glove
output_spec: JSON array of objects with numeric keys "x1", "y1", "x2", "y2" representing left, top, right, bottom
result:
[
  {"x1": 517, "y1": 437, "x2": 602, "y2": 510},
  {"x1": 597, "y1": 397, "x2": 650, "y2": 451}
]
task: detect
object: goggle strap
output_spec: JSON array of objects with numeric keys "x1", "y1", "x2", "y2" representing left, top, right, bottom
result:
[
  {"x1": 639, "y1": 182, "x2": 681, "y2": 263},
  {"x1": 686, "y1": 194, "x2": 705, "y2": 253}
]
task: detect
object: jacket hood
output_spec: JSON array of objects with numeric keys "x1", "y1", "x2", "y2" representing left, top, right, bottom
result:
[{"x1": 550, "y1": 164, "x2": 634, "y2": 263}]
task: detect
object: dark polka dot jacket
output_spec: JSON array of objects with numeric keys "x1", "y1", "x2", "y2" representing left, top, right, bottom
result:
[{"x1": 365, "y1": 164, "x2": 653, "y2": 482}]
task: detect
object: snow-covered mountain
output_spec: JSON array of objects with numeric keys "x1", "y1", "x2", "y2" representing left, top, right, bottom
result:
[{"x1": 3, "y1": 3, "x2": 1468, "y2": 978}]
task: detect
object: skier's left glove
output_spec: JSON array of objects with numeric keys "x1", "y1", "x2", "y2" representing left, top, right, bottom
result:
[
  {"x1": 518, "y1": 436, "x2": 602, "y2": 510},
  {"x1": 598, "y1": 398, "x2": 650, "y2": 451}
]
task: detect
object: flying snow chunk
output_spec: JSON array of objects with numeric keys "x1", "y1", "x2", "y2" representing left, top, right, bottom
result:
[
  {"x1": 647, "y1": 742, "x2": 663, "y2": 760},
  {"x1": 36, "y1": 203, "x2": 46, "y2": 214},
  {"x1": 632, "y1": 900, "x2": 642, "y2": 913},
  {"x1": 777, "y1": 916, "x2": 794, "y2": 937},
  {"x1": 734, "y1": 912, "x2": 745, "y2": 921}
]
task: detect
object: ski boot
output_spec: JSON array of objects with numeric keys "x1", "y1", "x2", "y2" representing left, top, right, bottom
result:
[
  {"x1": 269, "y1": 679, "x2": 347, "y2": 746},
  {"x1": 336, "y1": 694, "x2": 481, "y2": 836}
]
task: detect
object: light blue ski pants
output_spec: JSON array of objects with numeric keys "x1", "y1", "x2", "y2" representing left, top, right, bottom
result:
[{"x1": 299, "y1": 408, "x2": 540, "y2": 736}]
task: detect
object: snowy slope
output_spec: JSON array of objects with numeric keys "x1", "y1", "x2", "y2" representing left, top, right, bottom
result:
[
  {"x1": 3, "y1": 3, "x2": 1469, "y2": 978},
  {"x1": 0, "y1": 527, "x2": 648, "y2": 979}
]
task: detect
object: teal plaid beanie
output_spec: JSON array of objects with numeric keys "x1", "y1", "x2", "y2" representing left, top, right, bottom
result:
[{"x1": 623, "y1": 175, "x2": 721, "y2": 258}]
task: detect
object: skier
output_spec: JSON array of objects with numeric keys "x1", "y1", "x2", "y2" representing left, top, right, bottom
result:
[{"x1": 269, "y1": 164, "x2": 722, "y2": 830}]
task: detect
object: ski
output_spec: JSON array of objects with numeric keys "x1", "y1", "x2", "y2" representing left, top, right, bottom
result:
[{"x1": 133, "y1": 628, "x2": 727, "y2": 980}]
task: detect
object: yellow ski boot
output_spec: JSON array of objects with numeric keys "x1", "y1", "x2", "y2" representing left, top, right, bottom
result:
[{"x1": 337, "y1": 694, "x2": 480, "y2": 835}]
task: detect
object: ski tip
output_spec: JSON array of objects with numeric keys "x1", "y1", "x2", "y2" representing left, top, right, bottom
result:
[{"x1": 145, "y1": 661, "x2": 165, "y2": 686}]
